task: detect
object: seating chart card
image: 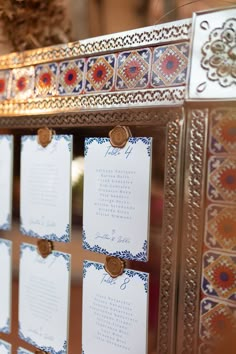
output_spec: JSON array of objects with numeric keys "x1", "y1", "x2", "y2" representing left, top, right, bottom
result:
[
  {"x1": 82, "y1": 260, "x2": 149, "y2": 354},
  {"x1": 0, "y1": 239, "x2": 12, "y2": 334},
  {"x1": 83, "y1": 137, "x2": 152, "y2": 261},
  {"x1": 19, "y1": 243, "x2": 71, "y2": 354},
  {"x1": 20, "y1": 135, "x2": 72, "y2": 242},
  {"x1": 0, "y1": 340, "x2": 11, "y2": 354},
  {"x1": 0, "y1": 135, "x2": 13, "y2": 230},
  {"x1": 17, "y1": 348, "x2": 33, "y2": 354}
]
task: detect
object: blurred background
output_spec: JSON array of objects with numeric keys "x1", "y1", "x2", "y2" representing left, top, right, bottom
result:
[{"x1": 0, "y1": 0, "x2": 235, "y2": 54}]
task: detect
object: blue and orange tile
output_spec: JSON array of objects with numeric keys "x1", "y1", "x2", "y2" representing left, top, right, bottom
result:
[
  {"x1": 208, "y1": 157, "x2": 236, "y2": 203},
  {"x1": 35, "y1": 63, "x2": 58, "y2": 96},
  {"x1": 58, "y1": 59, "x2": 85, "y2": 95},
  {"x1": 0, "y1": 70, "x2": 10, "y2": 100},
  {"x1": 200, "y1": 298, "x2": 236, "y2": 342},
  {"x1": 10, "y1": 67, "x2": 34, "y2": 100},
  {"x1": 205, "y1": 204, "x2": 236, "y2": 252},
  {"x1": 151, "y1": 43, "x2": 189, "y2": 87},
  {"x1": 202, "y1": 251, "x2": 236, "y2": 301},
  {"x1": 115, "y1": 49, "x2": 151, "y2": 90},
  {"x1": 209, "y1": 109, "x2": 236, "y2": 154},
  {"x1": 85, "y1": 54, "x2": 115, "y2": 93}
]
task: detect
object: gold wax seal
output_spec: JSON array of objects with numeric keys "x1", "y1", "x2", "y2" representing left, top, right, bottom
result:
[
  {"x1": 109, "y1": 125, "x2": 131, "y2": 148},
  {"x1": 37, "y1": 127, "x2": 54, "y2": 148},
  {"x1": 104, "y1": 256, "x2": 125, "y2": 278},
  {"x1": 37, "y1": 239, "x2": 53, "y2": 258}
]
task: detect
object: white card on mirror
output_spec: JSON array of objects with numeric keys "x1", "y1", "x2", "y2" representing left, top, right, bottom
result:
[
  {"x1": 83, "y1": 138, "x2": 152, "y2": 261},
  {"x1": 0, "y1": 239, "x2": 12, "y2": 334},
  {"x1": 17, "y1": 348, "x2": 33, "y2": 354},
  {"x1": 82, "y1": 260, "x2": 149, "y2": 354},
  {"x1": 20, "y1": 135, "x2": 72, "y2": 242},
  {"x1": 0, "y1": 340, "x2": 11, "y2": 354},
  {"x1": 0, "y1": 136, "x2": 13, "y2": 230},
  {"x1": 19, "y1": 243, "x2": 71, "y2": 354}
]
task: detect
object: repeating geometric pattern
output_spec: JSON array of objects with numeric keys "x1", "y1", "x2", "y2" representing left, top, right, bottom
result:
[
  {"x1": 115, "y1": 49, "x2": 151, "y2": 90},
  {"x1": 58, "y1": 59, "x2": 84, "y2": 95},
  {"x1": 151, "y1": 43, "x2": 189, "y2": 87},
  {"x1": 0, "y1": 71, "x2": 10, "y2": 100},
  {"x1": 10, "y1": 67, "x2": 34, "y2": 100},
  {"x1": 206, "y1": 204, "x2": 236, "y2": 251},
  {"x1": 35, "y1": 63, "x2": 58, "y2": 96},
  {"x1": 85, "y1": 54, "x2": 115, "y2": 92},
  {"x1": 209, "y1": 109, "x2": 236, "y2": 154},
  {"x1": 208, "y1": 157, "x2": 236, "y2": 203},
  {"x1": 202, "y1": 251, "x2": 236, "y2": 301},
  {"x1": 200, "y1": 298, "x2": 236, "y2": 341}
]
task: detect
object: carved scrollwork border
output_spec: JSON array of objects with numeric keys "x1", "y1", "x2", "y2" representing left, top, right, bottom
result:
[
  {"x1": 0, "y1": 19, "x2": 191, "y2": 69},
  {"x1": 157, "y1": 115, "x2": 184, "y2": 354},
  {"x1": 176, "y1": 109, "x2": 208, "y2": 354},
  {"x1": 0, "y1": 87, "x2": 185, "y2": 117},
  {"x1": 0, "y1": 108, "x2": 182, "y2": 129}
]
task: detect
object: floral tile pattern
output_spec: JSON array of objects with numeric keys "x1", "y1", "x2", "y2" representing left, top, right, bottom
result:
[
  {"x1": 202, "y1": 251, "x2": 236, "y2": 301},
  {"x1": 0, "y1": 71, "x2": 10, "y2": 100},
  {"x1": 85, "y1": 54, "x2": 115, "y2": 92},
  {"x1": 208, "y1": 157, "x2": 236, "y2": 203},
  {"x1": 35, "y1": 63, "x2": 58, "y2": 96},
  {"x1": 210, "y1": 110, "x2": 236, "y2": 154},
  {"x1": 205, "y1": 204, "x2": 236, "y2": 252},
  {"x1": 200, "y1": 298, "x2": 236, "y2": 342},
  {"x1": 58, "y1": 59, "x2": 84, "y2": 95},
  {"x1": 10, "y1": 67, "x2": 34, "y2": 100},
  {"x1": 115, "y1": 49, "x2": 151, "y2": 90},
  {"x1": 151, "y1": 43, "x2": 189, "y2": 87}
]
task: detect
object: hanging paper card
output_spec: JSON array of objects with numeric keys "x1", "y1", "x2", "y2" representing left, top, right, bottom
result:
[
  {"x1": 0, "y1": 135, "x2": 13, "y2": 230},
  {"x1": 20, "y1": 135, "x2": 72, "y2": 242},
  {"x1": 19, "y1": 243, "x2": 71, "y2": 354},
  {"x1": 0, "y1": 239, "x2": 12, "y2": 334},
  {"x1": 0, "y1": 340, "x2": 11, "y2": 354},
  {"x1": 83, "y1": 137, "x2": 152, "y2": 261},
  {"x1": 82, "y1": 260, "x2": 149, "y2": 354}
]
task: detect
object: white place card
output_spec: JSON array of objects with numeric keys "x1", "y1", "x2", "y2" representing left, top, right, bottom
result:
[
  {"x1": 20, "y1": 135, "x2": 73, "y2": 242},
  {"x1": 0, "y1": 239, "x2": 12, "y2": 334},
  {"x1": 19, "y1": 243, "x2": 71, "y2": 354},
  {"x1": 0, "y1": 340, "x2": 11, "y2": 354},
  {"x1": 83, "y1": 137, "x2": 152, "y2": 261},
  {"x1": 82, "y1": 260, "x2": 149, "y2": 354},
  {"x1": 17, "y1": 348, "x2": 33, "y2": 354},
  {"x1": 0, "y1": 135, "x2": 13, "y2": 230}
]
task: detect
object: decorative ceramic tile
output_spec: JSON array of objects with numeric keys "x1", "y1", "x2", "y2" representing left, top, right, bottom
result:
[
  {"x1": 209, "y1": 109, "x2": 236, "y2": 154},
  {"x1": 151, "y1": 43, "x2": 189, "y2": 87},
  {"x1": 58, "y1": 59, "x2": 84, "y2": 95},
  {"x1": 10, "y1": 67, "x2": 34, "y2": 100},
  {"x1": 208, "y1": 157, "x2": 236, "y2": 203},
  {"x1": 115, "y1": 49, "x2": 151, "y2": 90},
  {"x1": 0, "y1": 71, "x2": 10, "y2": 100},
  {"x1": 200, "y1": 297, "x2": 236, "y2": 341},
  {"x1": 202, "y1": 251, "x2": 236, "y2": 301},
  {"x1": 205, "y1": 204, "x2": 236, "y2": 251},
  {"x1": 188, "y1": 8, "x2": 236, "y2": 99},
  {"x1": 85, "y1": 54, "x2": 115, "y2": 92},
  {"x1": 35, "y1": 63, "x2": 58, "y2": 96}
]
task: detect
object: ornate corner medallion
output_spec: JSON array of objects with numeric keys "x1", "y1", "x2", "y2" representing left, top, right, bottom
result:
[{"x1": 187, "y1": 7, "x2": 236, "y2": 100}]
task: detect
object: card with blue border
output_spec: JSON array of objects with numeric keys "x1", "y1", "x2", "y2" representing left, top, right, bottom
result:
[
  {"x1": 19, "y1": 243, "x2": 71, "y2": 354},
  {"x1": 0, "y1": 239, "x2": 12, "y2": 334},
  {"x1": 0, "y1": 135, "x2": 13, "y2": 231},
  {"x1": 83, "y1": 137, "x2": 152, "y2": 261},
  {"x1": 20, "y1": 135, "x2": 73, "y2": 242},
  {"x1": 82, "y1": 260, "x2": 149, "y2": 354}
]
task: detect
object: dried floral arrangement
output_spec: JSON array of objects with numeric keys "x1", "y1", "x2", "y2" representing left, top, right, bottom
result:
[{"x1": 0, "y1": 0, "x2": 71, "y2": 52}]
